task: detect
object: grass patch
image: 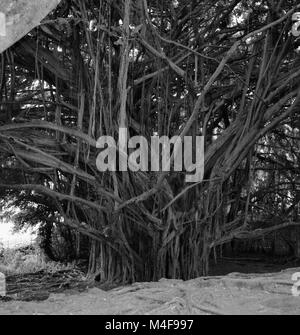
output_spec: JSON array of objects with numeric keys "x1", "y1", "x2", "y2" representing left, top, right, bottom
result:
[{"x1": 0, "y1": 245, "x2": 75, "y2": 276}]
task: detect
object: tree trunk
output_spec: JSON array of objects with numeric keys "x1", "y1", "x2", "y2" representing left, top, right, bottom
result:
[{"x1": 0, "y1": 0, "x2": 61, "y2": 53}]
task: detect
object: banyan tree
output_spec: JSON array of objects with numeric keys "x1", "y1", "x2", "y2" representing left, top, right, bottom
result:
[{"x1": 0, "y1": 0, "x2": 300, "y2": 283}]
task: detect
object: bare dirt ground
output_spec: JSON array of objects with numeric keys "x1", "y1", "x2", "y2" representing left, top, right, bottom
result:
[{"x1": 0, "y1": 266, "x2": 300, "y2": 315}]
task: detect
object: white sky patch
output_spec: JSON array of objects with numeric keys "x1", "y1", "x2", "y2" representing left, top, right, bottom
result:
[
  {"x1": 129, "y1": 48, "x2": 139, "y2": 61},
  {"x1": 172, "y1": 0, "x2": 179, "y2": 8},
  {"x1": 0, "y1": 221, "x2": 37, "y2": 249}
]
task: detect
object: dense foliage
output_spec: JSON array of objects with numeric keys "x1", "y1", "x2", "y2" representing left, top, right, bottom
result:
[{"x1": 0, "y1": 0, "x2": 300, "y2": 282}]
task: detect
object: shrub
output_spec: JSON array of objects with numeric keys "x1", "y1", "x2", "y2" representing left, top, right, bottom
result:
[{"x1": 0, "y1": 245, "x2": 75, "y2": 275}]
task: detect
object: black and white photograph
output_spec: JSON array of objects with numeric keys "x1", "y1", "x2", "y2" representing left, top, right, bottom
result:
[{"x1": 0, "y1": 0, "x2": 300, "y2": 319}]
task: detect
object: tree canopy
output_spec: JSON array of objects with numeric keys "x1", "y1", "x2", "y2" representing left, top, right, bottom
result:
[{"x1": 0, "y1": 0, "x2": 300, "y2": 282}]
